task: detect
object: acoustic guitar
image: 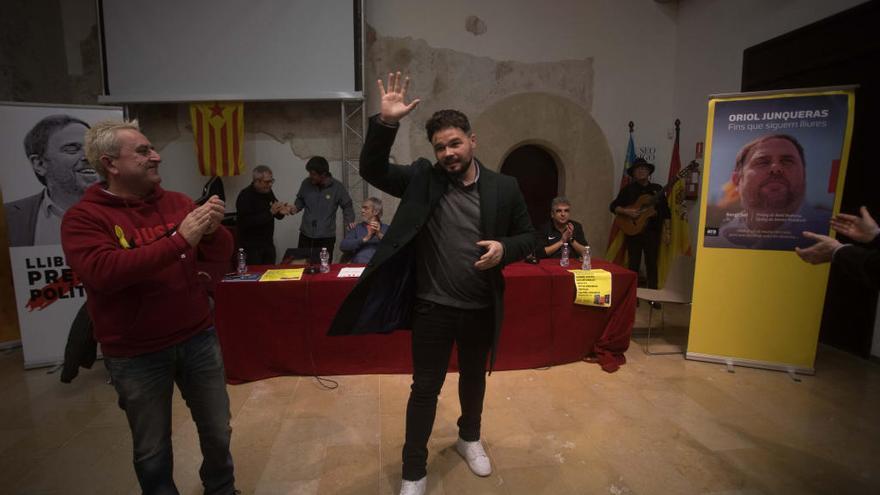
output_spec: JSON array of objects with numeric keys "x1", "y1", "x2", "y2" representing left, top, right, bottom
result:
[{"x1": 613, "y1": 161, "x2": 697, "y2": 236}]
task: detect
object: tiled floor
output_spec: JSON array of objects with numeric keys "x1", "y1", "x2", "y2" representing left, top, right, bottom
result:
[{"x1": 1, "y1": 304, "x2": 879, "y2": 494}]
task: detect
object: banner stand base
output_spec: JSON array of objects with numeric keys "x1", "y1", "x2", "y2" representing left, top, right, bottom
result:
[{"x1": 686, "y1": 352, "x2": 815, "y2": 376}]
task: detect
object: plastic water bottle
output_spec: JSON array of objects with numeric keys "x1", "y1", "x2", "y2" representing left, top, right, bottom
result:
[
  {"x1": 581, "y1": 245, "x2": 592, "y2": 271},
  {"x1": 319, "y1": 247, "x2": 330, "y2": 273},
  {"x1": 559, "y1": 242, "x2": 570, "y2": 267},
  {"x1": 236, "y1": 248, "x2": 247, "y2": 275}
]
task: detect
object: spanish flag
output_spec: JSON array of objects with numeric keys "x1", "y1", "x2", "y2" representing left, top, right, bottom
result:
[
  {"x1": 605, "y1": 128, "x2": 635, "y2": 266},
  {"x1": 657, "y1": 120, "x2": 692, "y2": 288},
  {"x1": 189, "y1": 102, "x2": 244, "y2": 176}
]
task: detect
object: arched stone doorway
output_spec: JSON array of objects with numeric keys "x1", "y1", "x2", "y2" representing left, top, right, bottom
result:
[
  {"x1": 473, "y1": 93, "x2": 614, "y2": 254},
  {"x1": 500, "y1": 144, "x2": 558, "y2": 230}
]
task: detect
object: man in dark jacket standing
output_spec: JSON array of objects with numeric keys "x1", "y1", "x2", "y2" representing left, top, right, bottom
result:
[
  {"x1": 328, "y1": 72, "x2": 536, "y2": 495},
  {"x1": 235, "y1": 164, "x2": 292, "y2": 264}
]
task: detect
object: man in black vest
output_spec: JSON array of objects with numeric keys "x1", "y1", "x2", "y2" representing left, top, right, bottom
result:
[{"x1": 328, "y1": 72, "x2": 536, "y2": 495}]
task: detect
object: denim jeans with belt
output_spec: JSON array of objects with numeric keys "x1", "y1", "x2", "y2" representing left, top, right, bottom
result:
[
  {"x1": 104, "y1": 328, "x2": 236, "y2": 495},
  {"x1": 402, "y1": 299, "x2": 494, "y2": 481}
]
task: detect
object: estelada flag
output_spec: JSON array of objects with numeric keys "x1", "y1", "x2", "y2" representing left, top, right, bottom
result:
[
  {"x1": 605, "y1": 129, "x2": 635, "y2": 266},
  {"x1": 189, "y1": 102, "x2": 244, "y2": 176}
]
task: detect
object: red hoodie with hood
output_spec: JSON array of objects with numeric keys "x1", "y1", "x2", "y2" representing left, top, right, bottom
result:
[{"x1": 61, "y1": 183, "x2": 233, "y2": 357}]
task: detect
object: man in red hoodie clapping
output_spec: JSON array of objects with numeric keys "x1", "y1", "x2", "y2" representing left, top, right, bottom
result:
[{"x1": 61, "y1": 120, "x2": 238, "y2": 495}]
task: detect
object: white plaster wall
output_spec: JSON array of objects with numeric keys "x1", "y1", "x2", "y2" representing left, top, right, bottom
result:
[
  {"x1": 368, "y1": 0, "x2": 868, "y2": 217},
  {"x1": 100, "y1": 0, "x2": 873, "y2": 265},
  {"x1": 673, "y1": 0, "x2": 868, "y2": 152},
  {"x1": 366, "y1": 0, "x2": 680, "y2": 191},
  {"x1": 673, "y1": 0, "x2": 868, "y2": 244}
]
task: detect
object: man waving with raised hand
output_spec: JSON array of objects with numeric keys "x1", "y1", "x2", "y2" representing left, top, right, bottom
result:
[{"x1": 329, "y1": 71, "x2": 537, "y2": 494}]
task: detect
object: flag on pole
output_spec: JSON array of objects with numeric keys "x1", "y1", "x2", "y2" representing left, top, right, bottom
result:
[
  {"x1": 605, "y1": 123, "x2": 636, "y2": 266},
  {"x1": 189, "y1": 102, "x2": 245, "y2": 176},
  {"x1": 657, "y1": 119, "x2": 692, "y2": 288}
]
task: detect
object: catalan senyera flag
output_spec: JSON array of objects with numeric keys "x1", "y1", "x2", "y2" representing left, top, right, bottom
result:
[
  {"x1": 189, "y1": 102, "x2": 244, "y2": 176},
  {"x1": 605, "y1": 129, "x2": 635, "y2": 266},
  {"x1": 657, "y1": 121, "x2": 691, "y2": 288}
]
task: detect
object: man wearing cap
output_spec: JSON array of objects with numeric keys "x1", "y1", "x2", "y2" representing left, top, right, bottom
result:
[{"x1": 609, "y1": 157, "x2": 670, "y2": 288}]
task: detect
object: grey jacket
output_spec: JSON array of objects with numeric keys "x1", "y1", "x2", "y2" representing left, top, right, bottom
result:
[{"x1": 294, "y1": 176, "x2": 354, "y2": 238}]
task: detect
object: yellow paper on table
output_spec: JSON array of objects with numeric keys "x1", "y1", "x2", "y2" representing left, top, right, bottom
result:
[
  {"x1": 259, "y1": 268, "x2": 304, "y2": 282},
  {"x1": 568, "y1": 269, "x2": 612, "y2": 307}
]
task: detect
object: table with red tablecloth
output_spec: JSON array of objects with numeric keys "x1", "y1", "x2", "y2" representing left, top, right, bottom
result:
[{"x1": 214, "y1": 259, "x2": 636, "y2": 383}]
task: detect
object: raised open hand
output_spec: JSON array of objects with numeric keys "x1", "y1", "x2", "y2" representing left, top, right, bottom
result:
[{"x1": 378, "y1": 71, "x2": 420, "y2": 124}]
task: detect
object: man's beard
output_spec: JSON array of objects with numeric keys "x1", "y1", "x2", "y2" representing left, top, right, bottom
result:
[
  {"x1": 750, "y1": 177, "x2": 803, "y2": 212},
  {"x1": 443, "y1": 156, "x2": 472, "y2": 178}
]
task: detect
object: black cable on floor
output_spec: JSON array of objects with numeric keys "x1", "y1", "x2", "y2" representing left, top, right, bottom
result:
[{"x1": 304, "y1": 277, "x2": 339, "y2": 391}]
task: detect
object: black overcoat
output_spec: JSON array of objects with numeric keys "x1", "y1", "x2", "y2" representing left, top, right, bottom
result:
[{"x1": 328, "y1": 116, "x2": 537, "y2": 369}]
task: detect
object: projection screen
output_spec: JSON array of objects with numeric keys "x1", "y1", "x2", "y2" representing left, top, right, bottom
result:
[{"x1": 98, "y1": 0, "x2": 361, "y2": 103}]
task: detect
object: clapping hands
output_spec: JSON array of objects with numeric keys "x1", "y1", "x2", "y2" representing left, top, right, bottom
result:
[
  {"x1": 179, "y1": 195, "x2": 226, "y2": 246},
  {"x1": 831, "y1": 206, "x2": 879, "y2": 244},
  {"x1": 796, "y1": 206, "x2": 877, "y2": 265},
  {"x1": 271, "y1": 201, "x2": 294, "y2": 216},
  {"x1": 560, "y1": 223, "x2": 574, "y2": 243},
  {"x1": 363, "y1": 219, "x2": 382, "y2": 241}
]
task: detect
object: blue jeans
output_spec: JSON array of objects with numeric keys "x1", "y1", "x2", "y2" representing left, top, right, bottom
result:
[
  {"x1": 104, "y1": 329, "x2": 236, "y2": 495},
  {"x1": 402, "y1": 299, "x2": 493, "y2": 481}
]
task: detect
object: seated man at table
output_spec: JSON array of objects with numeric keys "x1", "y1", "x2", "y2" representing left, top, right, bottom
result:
[
  {"x1": 340, "y1": 197, "x2": 389, "y2": 263},
  {"x1": 540, "y1": 196, "x2": 588, "y2": 259}
]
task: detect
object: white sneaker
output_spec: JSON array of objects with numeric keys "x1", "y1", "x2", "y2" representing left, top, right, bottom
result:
[
  {"x1": 399, "y1": 476, "x2": 426, "y2": 495},
  {"x1": 455, "y1": 438, "x2": 492, "y2": 476}
]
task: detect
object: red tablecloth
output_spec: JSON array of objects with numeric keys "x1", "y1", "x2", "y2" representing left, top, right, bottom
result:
[{"x1": 215, "y1": 259, "x2": 636, "y2": 383}]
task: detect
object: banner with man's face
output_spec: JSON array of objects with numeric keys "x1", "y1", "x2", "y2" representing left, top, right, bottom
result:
[
  {"x1": 689, "y1": 88, "x2": 854, "y2": 375},
  {"x1": 0, "y1": 102, "x2": 123, "y2": 367},
  {"x1": 702, "y1": 94, "x2": 849, "y2": 251}
]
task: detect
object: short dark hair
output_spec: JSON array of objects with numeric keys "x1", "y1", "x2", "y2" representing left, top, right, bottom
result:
[
  {"x1": 24, "y1": 114, "x2": 90, "y2": 185},
  {"x1": 735, "y1": 134, "x2": 805, "y2": 173},
  {"x1": 425, "y1": 109, "x2": 471, "y2": 142},
  {"x1": 305, "y1": 156, "x2": 330, "y2": 176}
]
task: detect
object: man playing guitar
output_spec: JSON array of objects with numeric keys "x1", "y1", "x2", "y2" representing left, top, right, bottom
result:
[{"x1": 609, "y1": 157, "x2": 671, "y2": 288}]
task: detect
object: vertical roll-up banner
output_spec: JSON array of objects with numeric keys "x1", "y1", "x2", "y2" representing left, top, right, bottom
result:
[
  {"x1": 0, "y1": 102, "x2": 124, "y2": 367},
  {"x1": 688, "y1": 87, "x2": 855, "y2": 374}
]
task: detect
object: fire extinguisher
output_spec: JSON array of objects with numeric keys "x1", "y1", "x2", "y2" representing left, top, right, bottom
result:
[{"x1": 685, "y1": 160, "x2": 700, "y2": 201}]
